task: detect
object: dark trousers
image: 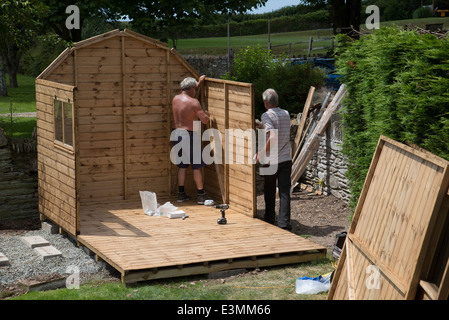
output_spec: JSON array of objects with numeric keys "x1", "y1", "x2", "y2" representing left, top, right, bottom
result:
[{"x1": 263, "y1": 160, "x2": 292, "y2": 228}]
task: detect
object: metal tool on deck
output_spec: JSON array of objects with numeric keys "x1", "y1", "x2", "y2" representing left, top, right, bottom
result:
[{"x1": 215, "y1": 204, "x2": 229, "y2": 225}]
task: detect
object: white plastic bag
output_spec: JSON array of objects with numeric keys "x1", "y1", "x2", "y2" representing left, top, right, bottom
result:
[
  {"x1": 158, "y1": 202, "x2": 178, "y2": 216},
  {"x1": 166, "y1": 210, "x2": 186, "y2": 219},
  {"x1": 295, "y1": 273, "x2": 331, "y2": 294},
  {"x1": 139, "y1": 191, "x2": 158, "y2": 216}
]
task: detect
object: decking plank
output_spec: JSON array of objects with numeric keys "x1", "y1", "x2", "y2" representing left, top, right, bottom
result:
[{"x1": 77, "y1": 200, "x2": 326, "y2": 282}]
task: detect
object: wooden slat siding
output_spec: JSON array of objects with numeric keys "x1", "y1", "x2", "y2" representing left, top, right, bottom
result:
[
  {"x1": 121, "y1": 34, "x2": 128, "y2": 199},
  {"x1": 418, "y1": 193, "x2": 449, "y2": 299},
  {"x1": 203, "y1": 80, "x2": 226, "y2": 203},
  {"x1": 74, "y1": 36, "x2": 125, "y2": 205},
  {"x1": 125, "y1": 35, "x2": 169, "y2": 201},
  {"x1": 328, "y1": 136, "x2": 449, "y2": 300},
  {"x1": 35, "y1": 79, "x2": 77, "y2": 235},
  {"x1": 37, "y1": 48, "x2": 72, "y2": 81},
  {"x1": 203, "y1": 79, "x2": 255, "y2": 216},
  {"x1": 74, "y1": 47, "x2": 81, "y2": 233},
  {"x1": 228, "y1": 82, "x2": 255, "y2": 217},
  {"x1": 44, "y1": 53, "x2": 75, "y2": 86},
  {"x1": 166, "y1": 50, "x2": 172, "y2": 195}
]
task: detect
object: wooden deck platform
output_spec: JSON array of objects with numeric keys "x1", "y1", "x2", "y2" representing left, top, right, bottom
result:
[{"x1": 77, "y1": 200, "x2": 327, "y2": 284}]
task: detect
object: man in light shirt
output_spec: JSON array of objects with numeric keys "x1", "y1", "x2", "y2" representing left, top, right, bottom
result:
[{"x1": 255, "y1": 88, "x2": 292, "y2": 230}]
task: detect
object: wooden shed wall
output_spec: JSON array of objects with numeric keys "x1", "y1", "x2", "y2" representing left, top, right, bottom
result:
[
  {"x1": 35, "y1": 79, "x2": 77, "y2": 235},
  {"x1": 203, "y1": 79, "x2": 256, "y2": 216},
  {"x1": 41, "y1": 31, "x2": 199, "y2": 206}
]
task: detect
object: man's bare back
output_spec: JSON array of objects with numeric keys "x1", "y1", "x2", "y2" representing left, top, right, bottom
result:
[
  {"x1": 172, "y1": 93, "x2": 208, "y2": 131},
  {"x1": 172, "y1": 75, "x2": 209, "y2": 131}
]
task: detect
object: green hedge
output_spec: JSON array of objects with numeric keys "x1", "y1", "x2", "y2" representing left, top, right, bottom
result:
[
  {"x1": 187, "y1": 11, "x2": 330, "y2": 39},
  {"x1": 335, "y1": 27, "x2": 449, "y2": 210}
]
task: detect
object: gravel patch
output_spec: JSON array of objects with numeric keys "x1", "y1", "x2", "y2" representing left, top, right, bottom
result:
[{"x1": 0, "y1": 228, "x2": 119, "y2": 287}]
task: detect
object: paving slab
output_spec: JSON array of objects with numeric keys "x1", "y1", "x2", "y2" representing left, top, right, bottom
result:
[
  {"x1": 21, "y1": 236, "x2": 50, "y2": 249},
  {"x1": 41, "y1": 221, "x2": 59, "y2": 234},
  {"x1": 0, "y1": 252, "x2": 10, "y2": 266},
  {"x1": 33, "y1": 246, "x2": 62, "y2": 261}
]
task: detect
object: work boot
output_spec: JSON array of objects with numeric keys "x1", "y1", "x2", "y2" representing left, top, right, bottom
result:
[
  {"x1": 177, "y1": 191, "x2": 191, "y2": 203},
  {"x1": 197, "y1": 192, "x2": 208, "y2": 205}
]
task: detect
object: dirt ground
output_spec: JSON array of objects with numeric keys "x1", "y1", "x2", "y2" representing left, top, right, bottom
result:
[{"x1": 256, "y1": 188, "x2": 352, "y2": 251}]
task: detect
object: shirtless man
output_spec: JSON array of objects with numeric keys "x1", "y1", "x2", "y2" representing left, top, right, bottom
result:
[{"x1": 172, "y1": 75, "x2": 210, "y2": 204}]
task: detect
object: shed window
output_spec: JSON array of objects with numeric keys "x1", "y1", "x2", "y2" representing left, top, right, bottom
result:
[{"x1": 54, "y1": 99, "x2": 73, "y2": 148}]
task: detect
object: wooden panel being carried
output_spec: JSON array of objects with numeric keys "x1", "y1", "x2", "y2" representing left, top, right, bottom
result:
[
  {"x1": 77, "y1": 200, "x2": 326, "y2": 284},
  {"x1": 328, "y1": 136, "x2": 449, "y2": 300}
]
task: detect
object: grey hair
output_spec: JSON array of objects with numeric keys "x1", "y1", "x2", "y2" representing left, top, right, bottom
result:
[
  {"x1": 180, "y1": 77, "x2": 198, "y2": 91},
  {"x1": 262, "y1": 88, "x2": 278, "y2": 107}
]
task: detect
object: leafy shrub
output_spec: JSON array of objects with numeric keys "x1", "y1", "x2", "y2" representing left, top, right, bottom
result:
[
  {"x1": 335, "y1": 26, "x2": 449, "y2": 209},
  {"x1": 412, "y1": 7, "x2": 434, "y2": 19},
  {"x1": 21, "y1": 34, "x2": 67, "y2": 77},
  {"x1": 224, "y1": 45, "x2": 325, "y2": 117}
]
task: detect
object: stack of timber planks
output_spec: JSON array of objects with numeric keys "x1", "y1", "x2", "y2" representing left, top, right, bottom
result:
[
  {"x1": 328, "y1": 136, "x2": 449, "y2": 300},
  {"x1": 290, "y1": 85, "x2": 347, "y2": 189}
]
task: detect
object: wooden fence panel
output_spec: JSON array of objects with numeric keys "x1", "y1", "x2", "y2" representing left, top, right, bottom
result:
[
  {"x1": 203, "y1": 79, "x2": 255, "y2": 216},
  {"x1": 329, "y1": 136, "x2": 449, "y2": 300}
]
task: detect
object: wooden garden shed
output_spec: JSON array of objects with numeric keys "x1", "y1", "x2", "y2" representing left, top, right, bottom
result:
[{"x1": 35, "y1": 29, "x2": 326, "y2": 283}]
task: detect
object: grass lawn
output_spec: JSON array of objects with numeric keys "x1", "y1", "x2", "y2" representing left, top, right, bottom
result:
[
  {"x1": 0, "y1": 74, "x2": 36, "y2": 114},
  {"x1": 173, "y1": 29, "x2": 334, "y2": 56},
  {"x1": 0, "y1": 116, "x2": 36, "y2": 138},
  {"x1": 173, "y1": 17, "x2": 449, "y2": 56},
  {"x1": 10, "y1": 258, "x2": 334, "y2": 300},
  {"x1": 0, "y1": 74, "x2": 36, "y2": 138}
]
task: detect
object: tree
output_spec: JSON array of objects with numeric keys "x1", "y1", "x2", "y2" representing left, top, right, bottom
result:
[
  {"x1": 41, "y1": 0, "x2": 124, "y2": 43},
  {"x1": 0, "y1": 0, "x2": 48, "y2": 90},
  {"x1": 0, "y1": 66, "x2": 7, "y2": 97},
  {"x1": 118, "y1": 0, "x2": 267, "y2": 46},
  {"x1": 304, "y1": 0, "x2": 361, "y2": 35}
]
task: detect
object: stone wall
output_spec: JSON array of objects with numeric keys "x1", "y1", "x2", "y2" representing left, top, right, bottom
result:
[
  {"x1": 300, "y1": 112, "x2": 351, "y2": 203},
  {"x1": 183, "y1": 54, "x2": 232, "y2": 79},
  {"x1": 0, "y1": 130, "x2": 38, "y2": 221}
]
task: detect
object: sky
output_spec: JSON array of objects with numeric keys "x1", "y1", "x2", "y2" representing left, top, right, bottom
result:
[{"x1": 248, "y1": 0, "x2": 303, "y2": 14}]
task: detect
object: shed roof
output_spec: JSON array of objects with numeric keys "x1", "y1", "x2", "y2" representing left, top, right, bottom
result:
[{"x1": 37, "y1": 29, "x2": 199, "y2": 81}]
